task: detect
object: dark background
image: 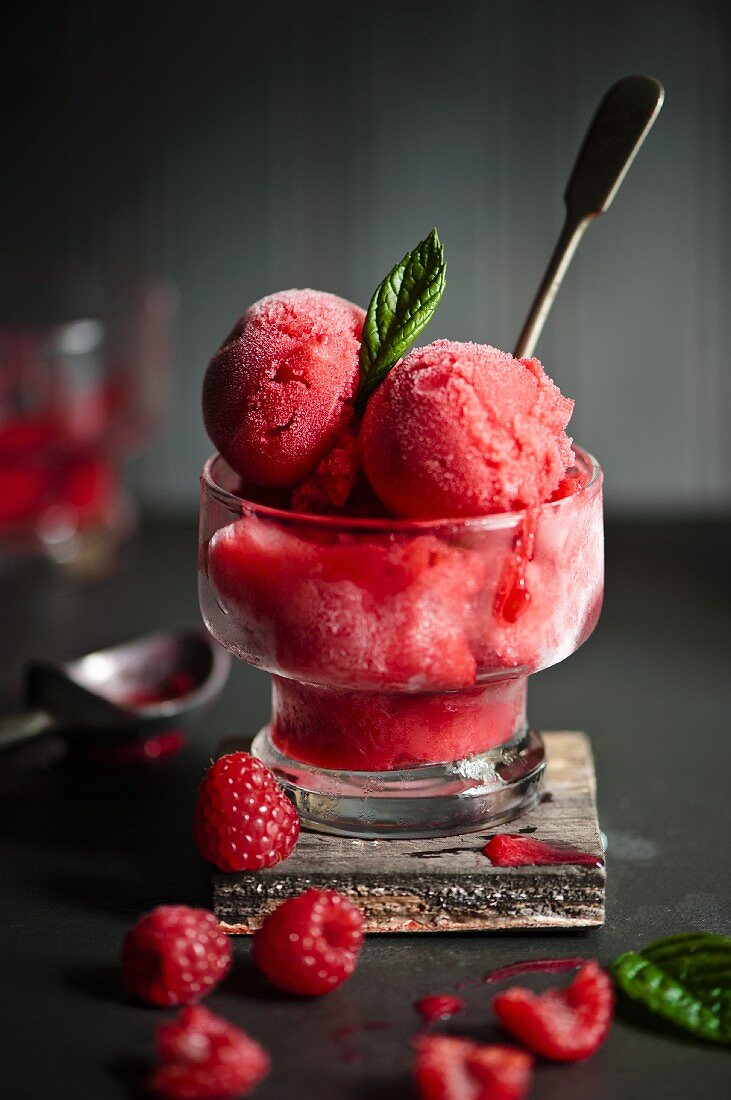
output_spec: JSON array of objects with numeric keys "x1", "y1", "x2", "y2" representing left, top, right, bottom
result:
[{"x1": 3, "y1": 0, "x2": 730, "y2": 516}]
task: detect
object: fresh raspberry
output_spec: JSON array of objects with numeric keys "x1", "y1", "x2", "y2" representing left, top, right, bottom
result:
[
  {"x1": 252, "y1": 889, "x2": 364, "y2": 996},
  {"x1": 493, "y1": 960, "x2": 614, "y2": 1062},
  {"x1": 193, "y1": 753, "x2": 300, "y2": 873},
  {"x1": 414, "y1": 1036, "x2": 533, "y2": 1100},
  {"x1": 122, "y1": 906, "x2": 232, "y2": 1007},
  {"x1": 147, "y1": 1005, "x2": 270, "y2": 1099}
]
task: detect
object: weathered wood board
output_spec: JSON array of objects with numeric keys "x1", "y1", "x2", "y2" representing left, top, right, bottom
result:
[{"x1": 213, "y1": 731, "x2": 605, "y2": 933}]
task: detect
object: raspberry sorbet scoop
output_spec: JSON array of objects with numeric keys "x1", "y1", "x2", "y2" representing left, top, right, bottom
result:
[
  {"x1": 203, "y1": 289, "x2": 365, "y2": 488},
  {"x1": 360, "y1": 340, "x2": 575, "y2": 519}
]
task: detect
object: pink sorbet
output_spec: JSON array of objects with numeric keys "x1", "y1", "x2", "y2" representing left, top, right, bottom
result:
[
  {"x1": 360, "y1": 340, "x2": 575, "y2": 519},
  {"x1": 290, "y1": 422, "x2": 361, "y2": 514},
  {"x1": 203, "y1": 289, "x2": 364, "y2": 489}
]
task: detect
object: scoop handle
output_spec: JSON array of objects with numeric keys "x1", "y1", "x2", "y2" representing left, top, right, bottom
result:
[
  {"x1": 514, "y1": 74, "x2": 664, "y2": 360},
  {"x1": 0, "y1": 709, "x2": 55, "y2": 753}
]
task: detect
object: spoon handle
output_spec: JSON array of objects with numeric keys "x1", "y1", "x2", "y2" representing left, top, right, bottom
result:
[
  {"x1": 514, "y1": 74, "x2": 664, "y2": 360},
  {"x1": 0, "y1": 708, "x2": 55, "y2": 752},
  {"x1": 513, "y1": 214, "x2": 589, "y2": 362}
]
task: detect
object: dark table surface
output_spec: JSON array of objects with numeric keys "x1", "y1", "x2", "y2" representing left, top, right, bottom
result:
[{"x1": 1, "y1": 518, "x2": 729, "y2": 1099}]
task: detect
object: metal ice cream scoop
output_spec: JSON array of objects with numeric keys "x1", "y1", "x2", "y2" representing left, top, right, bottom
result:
[
  {"x1": 0, "y1": 628, "x2": 230, "y2": 754},
  {"x1": 514, "y1": 74, "x2": 665, "y2": 359}
]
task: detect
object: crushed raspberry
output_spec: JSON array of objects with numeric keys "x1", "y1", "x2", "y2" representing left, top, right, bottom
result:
[
  {"x1": 493, "y1": 960, "x2": 614, "y2": 1061},
  {"x1": 122, "y1": 905, "x2": 232, "y2": 1007},
  {"x1": 413, "y1": 1035, "x2": 533, "y2": 1100},
  {"x1": 252, "y1": 889, "x2": 364, "y2": 996},
  {"x1": 147, "y1": 1005, "x2": 270, "y2": 1099},
  {"x1": 193, "y1": 753, "x2": 300, "y2": 873}
]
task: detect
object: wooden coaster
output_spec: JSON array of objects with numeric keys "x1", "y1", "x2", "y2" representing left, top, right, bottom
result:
[{"x1": 213, "y1": 731, "x2": 605, "y2": 933}]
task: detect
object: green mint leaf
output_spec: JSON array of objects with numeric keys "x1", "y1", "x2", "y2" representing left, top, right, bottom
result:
[
  {"x1": 610, "y1": 933, "x2": 731, "y2": 1044},
  {"x1": 355, "y1": 228, "x2": 446, "y2": 412}
]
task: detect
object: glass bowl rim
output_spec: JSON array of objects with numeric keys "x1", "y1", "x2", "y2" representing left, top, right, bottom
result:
[{"x1": 201, "y1": 446, "x2": 602, "y2": 533}]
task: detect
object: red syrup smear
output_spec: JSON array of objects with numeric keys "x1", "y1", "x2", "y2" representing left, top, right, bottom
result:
[
  {"x1": 483, "y1": 834, "x2": 604, "y2": 867},
  {"x1": 123, "y1": 670, "x2": 198, "y2": 708},
  {"x1": 494, "y1": 507, "x2": 537, "y2": 623},
  {"x1": 414, "y1": 995, "x2": 466, "y2": 1024},
  {"x1": 330, "y1": 1021, "x2": 395, "y2": 1065},
  {"x1": 80, "y1": 673, "x2": 195, "y2": 766},
  {"x1": 483, "y1": 957, "x2": 589, "y2": 984},
  {"x1": 84, "y1": 730, "x2": 187, "y2": 766},
  {"x1": 550, "y1": 464, "x2": 589, "y2": 502}
]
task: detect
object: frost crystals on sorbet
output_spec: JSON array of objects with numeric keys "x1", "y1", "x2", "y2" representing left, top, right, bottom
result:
[
  {"x1": 361, "y1": 339, "x2": 575, "y2": 519},
  {"x1": 203, "y1": 289, "x2": 364, "y2": 489}
]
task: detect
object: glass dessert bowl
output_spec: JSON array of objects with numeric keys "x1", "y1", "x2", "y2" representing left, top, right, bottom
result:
[
  {"x1": 199, "y1": 448, "x2": 603, "y2": 839},
  {"x1": 0, "y1": 278, "x2": 176, "y2": 575}
]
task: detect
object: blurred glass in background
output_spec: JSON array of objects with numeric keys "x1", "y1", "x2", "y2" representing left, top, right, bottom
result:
[
  {"x1": 0, "y1": 269, "x2": 177, "y2": 576},
  {"x1": 3, "y1": 2, "x2": 730, "y2": 521}
]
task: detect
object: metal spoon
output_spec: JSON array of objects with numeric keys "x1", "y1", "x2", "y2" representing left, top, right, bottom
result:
[
  {"x1": 514, "y1": 74, "x2": 664, "y2": 359},
  {"x1": 0, "y1": 628, "x2": 231, "y2": 754}
]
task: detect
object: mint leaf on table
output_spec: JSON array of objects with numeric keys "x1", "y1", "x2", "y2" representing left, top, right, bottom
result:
[
  {"x1": 610, "y1": 933, "x2": 731, "y2": 1044},
  {"x1": 355, "y1": 228, "x2": 446, "y2": 413}
]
